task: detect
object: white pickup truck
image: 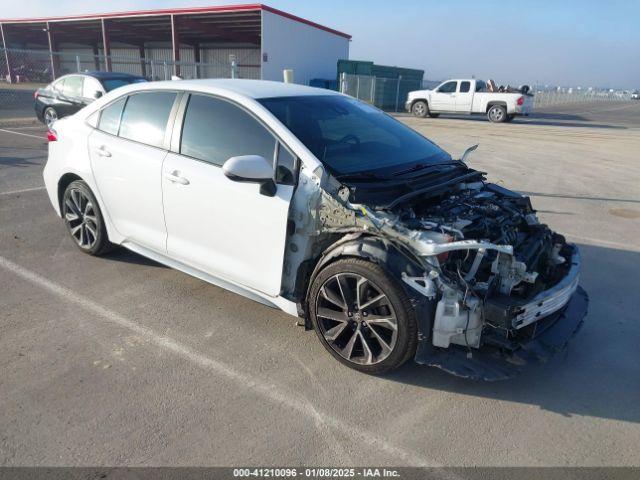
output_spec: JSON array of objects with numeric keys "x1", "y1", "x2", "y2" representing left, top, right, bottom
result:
[{"x1": 406, "y1": 79, "x2": 534, "y2": 123}]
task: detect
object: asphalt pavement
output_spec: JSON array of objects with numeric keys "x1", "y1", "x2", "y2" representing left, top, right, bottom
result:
[{"x1": 1, "y1": 103, "x2": 639, "y2": 467}]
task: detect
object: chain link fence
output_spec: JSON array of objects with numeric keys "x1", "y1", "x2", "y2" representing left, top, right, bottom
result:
[
  {"x1": 0, "y1": 47, "x2": 260, "y2": 119},
  {"x1": 340, "y1": 73, "x2": 636, "y2": 112},
  {"x1": 532, "y1": 88, "x2": 633, "y2": 107},
  {"x1": 339, "y1": 73, "x2": 422, "y2": 111}
]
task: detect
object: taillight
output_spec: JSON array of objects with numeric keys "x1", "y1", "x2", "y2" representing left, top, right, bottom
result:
[
  {"x1": 34, "y1": 90, "x2": 39, "y2": 100},
  {"x1": 517, "y1": 96, "x2": 524, "y2": 106},
  {"x1": 46, "y1": 129, "x2": 57, "y2": 142}
]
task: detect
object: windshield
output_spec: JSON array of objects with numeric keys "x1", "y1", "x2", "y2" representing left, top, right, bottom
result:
[
  {"x1": 101, "y1": 78, "x2": 147, "y2": 92},
  {"x1": 258, "y1": 95, "x2": 451, "y2": 176}
]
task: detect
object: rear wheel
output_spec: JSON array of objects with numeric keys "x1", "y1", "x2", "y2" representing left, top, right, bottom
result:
[
  {"x1": 43, "y1": 107, "x2": 58, "y2": 128},
  {"x1": 62, "y1": 180, "x2": 114, "y2": 256},
  {"x1": 487, "y1": 105, "x2": 507, "y2": 123},
  {"x1": 308, "y1": 258, "x2": 417, "y2": 374},
  {"x1": 411, "y1": 100, "x2": 429, "y2": 118}
]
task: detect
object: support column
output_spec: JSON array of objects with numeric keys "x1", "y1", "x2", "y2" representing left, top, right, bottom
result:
[
  {"x1": 46, "y1": 22, "x2": 59, "y2": 81},
  {"x1": 171, "y1": 15, "x2": 180, "y2": 77},
  {"x1": 0, "y1": 23, "x2": 16, "y2": 83},
  {"x1": 193, "y1": 43, "x2": 200, "y2": 79},
  {"x1": 92, "y1": 44, "x2": 101, "y2": 71},
  {"x1": 101, "y1": 18, "x2": 112, "y2": 72},
  {"x1": 139, "y1": 45, "x2": 147, "y2": 77}
]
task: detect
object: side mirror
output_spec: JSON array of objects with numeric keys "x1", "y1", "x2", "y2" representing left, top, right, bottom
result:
[
  {"x1": 94, "y1": 91, "x2": 103, "y2": 99},
  {"x1": 460, "y1": 144, "x2": 478, "y2": 163},
  {"x1": 223, "y1": 155, "x2": 277, "y2": 197}
]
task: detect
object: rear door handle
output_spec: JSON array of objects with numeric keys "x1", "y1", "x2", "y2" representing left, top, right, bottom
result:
[
  {"x1": 164, "y1": 171, "x2": 190, "y2": 185},
  {"x1": 94, "y1": 146, "x2": 111, "y2": 157}
]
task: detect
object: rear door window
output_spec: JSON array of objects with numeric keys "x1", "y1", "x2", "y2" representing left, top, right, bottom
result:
[
  {"x1": 98, "y1": 98, "x2": 127, "y2": 136},
  {"x1": 82, "y1": 77, "x2": 103, "y2": 100},
  {"x1": 180, "y1": 94, "x2": 276, "y2": 167},
  {"x1": 62, "y1": 75, "x2": 84, "y2": 98},
  {"x1": 118, "y1": 92, "x2": 177, "y2": 148},
  {"x1": 459, "y1": 81, "x2": 471, "y2": 93}
]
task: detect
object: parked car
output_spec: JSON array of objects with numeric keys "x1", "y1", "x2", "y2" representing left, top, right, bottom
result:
[
  {"x1": 43, "y1": 80, "x2": 587, "y2": 379},
  {"x1": 406, "y1": 79, "x2": 534, "y2": 123},
  {"x1": 35, "y1": 72, "x2": 147, "y2": 127},
  {"x1": 631, "y1": 91, "x2": 640, "y2": 100}
]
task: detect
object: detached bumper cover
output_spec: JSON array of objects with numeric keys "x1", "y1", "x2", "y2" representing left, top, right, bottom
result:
[{"x1": 415, "y1": 286, "x2": 589, "y2": 381}]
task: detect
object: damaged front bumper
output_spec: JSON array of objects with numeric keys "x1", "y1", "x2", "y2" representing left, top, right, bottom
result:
[
  {"x1": 416, "y1": 286, "x2": 588, "y2": 380},
  {"x1": 414, "y1": 245, "x2": 589, "y2": 381}
]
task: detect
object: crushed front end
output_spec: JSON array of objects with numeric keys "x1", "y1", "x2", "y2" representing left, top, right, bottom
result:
[{"x1": 338, "y1": 168, "x2": 589, "y2": 380}]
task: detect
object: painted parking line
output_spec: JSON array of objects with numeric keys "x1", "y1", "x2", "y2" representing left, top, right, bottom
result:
[
  {"x1": 0, "y1": 186, "x2": 46, "y2": 196},
  {"x1": 0, "y1": 254, "x2": 437, "y2": 468},
  {"x1": 0, "y1": 128, "x2": 46, "y2": 140}
]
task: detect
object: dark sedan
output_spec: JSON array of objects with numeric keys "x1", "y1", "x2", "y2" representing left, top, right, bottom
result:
[{"x1": 34, "y1": 72, "x2": 147, "y2": 127}]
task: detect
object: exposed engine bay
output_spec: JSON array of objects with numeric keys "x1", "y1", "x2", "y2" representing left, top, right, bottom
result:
[{"x1": 282, "y1": 156, "x2": 587, "y2": 380}]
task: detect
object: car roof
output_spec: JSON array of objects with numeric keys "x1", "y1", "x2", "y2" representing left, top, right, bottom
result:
[{"x1": 118, "y1": 78, "x2": 341, "y2": 99}]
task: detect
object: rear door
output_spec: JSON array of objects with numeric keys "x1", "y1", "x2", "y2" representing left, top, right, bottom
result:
[
  {"x1": 58, "y1": 75, "x2": 86, "y2": 116},
  {"x1": 88, "y1": 91, "x2": 178, "y2": 253},
  {"x1": 161, "y1": 93, "x2": 295, "y2": 296},
  {"x1": 81, "y1": 76, "x2": 105, "y2": 104},
  {"x1": 430, "y1": 80, "x2": 458, "y2": 111},
  {"x1": 454, "y1": 80, "x2": 473, "y2": 112}
]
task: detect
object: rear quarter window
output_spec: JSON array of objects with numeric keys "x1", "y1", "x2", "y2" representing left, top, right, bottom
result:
[{"x1": 97, "y1": 98, "x2": 127, "y2": 136}]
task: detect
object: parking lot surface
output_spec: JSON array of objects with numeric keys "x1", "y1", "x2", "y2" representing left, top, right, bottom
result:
[{"x1": 1, "y1": 103, "x2": 639, "y2": 467}]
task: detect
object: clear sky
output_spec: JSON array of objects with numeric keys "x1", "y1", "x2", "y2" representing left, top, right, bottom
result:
[{"x1": 2, "y1": 0, "x2": 639, "y2": 89}]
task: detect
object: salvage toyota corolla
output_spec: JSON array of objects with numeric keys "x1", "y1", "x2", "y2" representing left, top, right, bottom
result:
[{"x1": 43, "y1": 79, "x2": 588, "y2": 380}]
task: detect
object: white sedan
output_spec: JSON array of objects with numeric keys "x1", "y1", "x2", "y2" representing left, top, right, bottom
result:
[{"x1": 43, "y1": 79, "x2": 587, "y2": 378}]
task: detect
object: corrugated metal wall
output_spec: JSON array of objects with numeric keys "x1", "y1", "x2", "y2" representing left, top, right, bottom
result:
[
  {"x1": 199, "y1": 47, "x2": 260, "y2": 79},
  {"x1": 56, "y1": 44, "x2": 260, "y2": 80}
]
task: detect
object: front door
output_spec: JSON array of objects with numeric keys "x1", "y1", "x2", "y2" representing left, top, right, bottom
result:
[
  {"x1": 89, "y1": 91, "x2": 177, "y2": 253},
  {"x1": 162, "y1": 93, "x2": 294, "y2": 296},
  {"x1": 430, "y1": 80, "x2": 458, "y2": 111}
]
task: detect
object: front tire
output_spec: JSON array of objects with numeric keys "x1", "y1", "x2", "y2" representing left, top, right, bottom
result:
[
  {"x1": 487, "y1": 105, "x2": 507, "y2": 123},
  {"x1": 411, "y1": 100, "x2": 429, "y2": 118},
  {"x1": 308, "y1": 258, "x2": 418, "y2": 374},
  {"x1": 62, "y1": 180, "x2": 114, "y2": 256}
]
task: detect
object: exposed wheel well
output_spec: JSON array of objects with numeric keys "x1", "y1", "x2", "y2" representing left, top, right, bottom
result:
[
  {"x1": 57, "y1": 173, "x2": 83, "y2": 213},
  {"x1": 296, "y1": 234, "x2": 425, "y2": 327},
  {"x1": 486, "y1": 101, "x2": 507, "y2": 113}
]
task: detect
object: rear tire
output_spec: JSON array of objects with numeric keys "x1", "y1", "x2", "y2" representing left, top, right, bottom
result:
[
  {"x1": 411, "y1": 100, "x2": 429, "y2": 118},
  {"x1": 43, "y1": 107, "x2": 58, "y2": 128},
  {"x1": 308, "y1": 258, "x2": 418, "y2": 374},
  {"x1": 62, "y1": 180, "x2": 115, "y2": 256},
  {"x1": 487, "y1": 105, "x2": 507, "y2": 123}
]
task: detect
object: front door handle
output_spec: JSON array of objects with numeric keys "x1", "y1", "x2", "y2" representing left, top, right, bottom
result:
[
  {"x1": 94, "y1": 146, "x2": 111, "y2": 157},
  {"x1": 164, "y1": 171, "x2": 190, "y2": 185}
]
